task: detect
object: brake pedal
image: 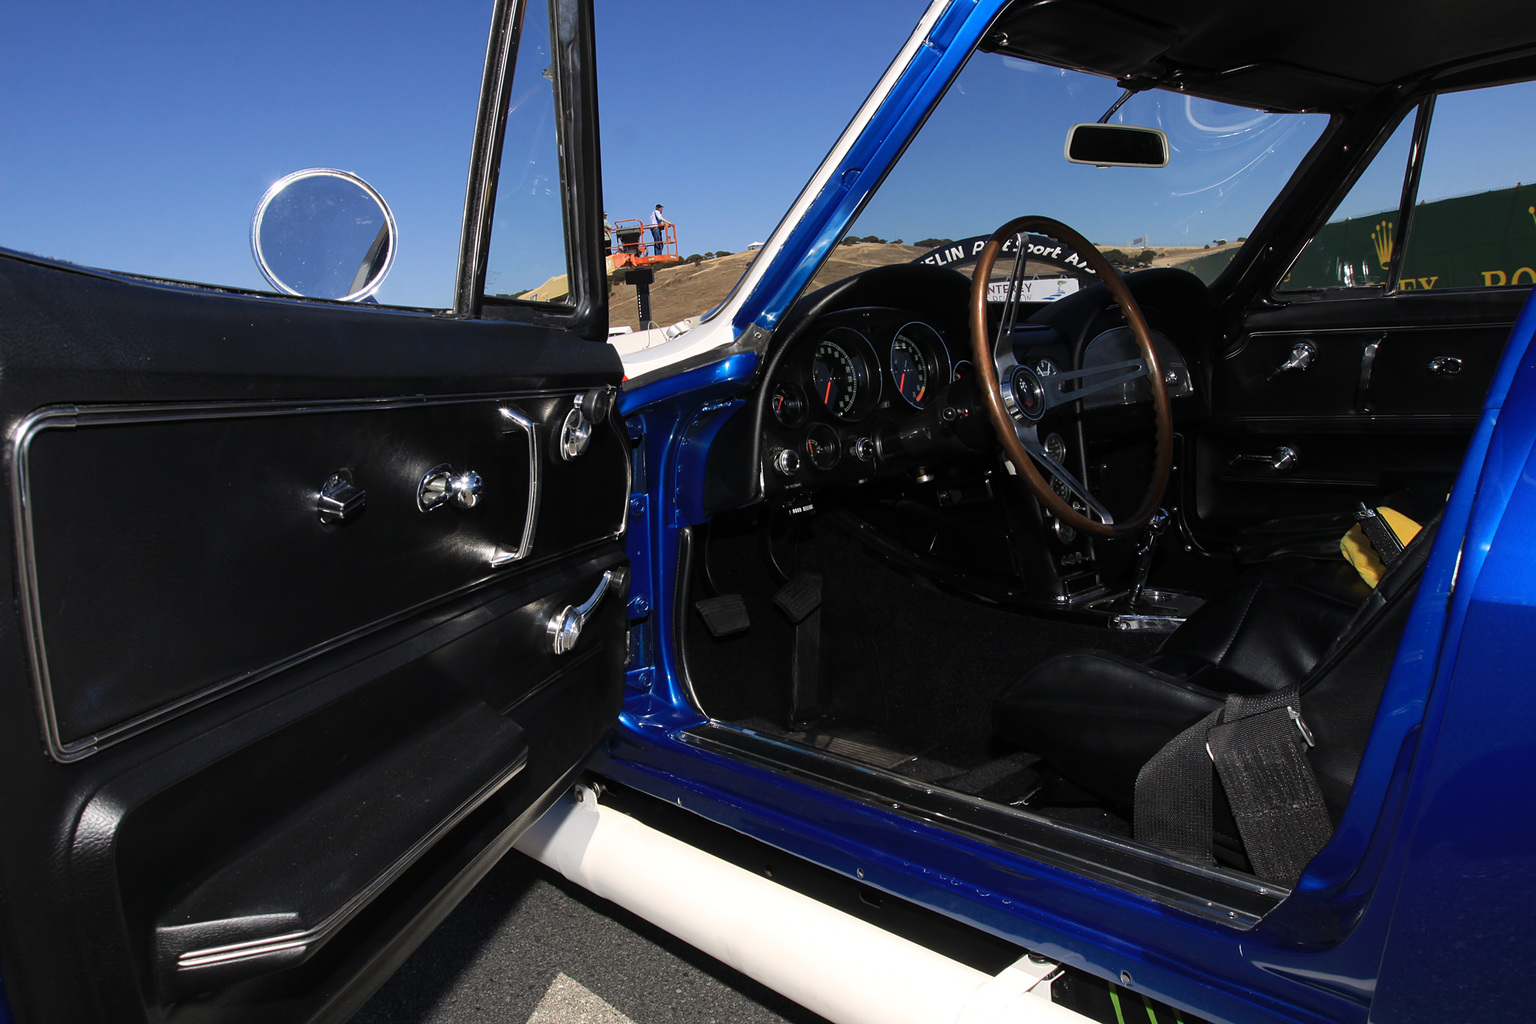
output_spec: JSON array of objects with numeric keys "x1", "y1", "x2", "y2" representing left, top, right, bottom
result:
[{"x1": 694, "y1": 594, "x2": 750, "y2": 638}]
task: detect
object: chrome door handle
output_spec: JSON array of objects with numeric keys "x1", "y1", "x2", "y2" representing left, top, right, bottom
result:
[
  {"x1": 1427, "y1": 355, "x2": 1464, "y2": 376},
  {"x1": 548, "y1": 569, "x2": 620, "y2": 654},
  {"x1": 1266, "y1": 340, "x2": 1316, "y2": 381},
  {"x1": 1229, "y1": 446, "x2": 1298, "y2": 472}
]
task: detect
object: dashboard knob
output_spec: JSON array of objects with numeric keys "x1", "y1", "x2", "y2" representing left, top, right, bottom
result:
[
  {"x1": 771, "y1": 448, "x2": 801, "y2": 476},
  {"x1": 852, "y1": 437, "x2": 875, "y2": 462}
]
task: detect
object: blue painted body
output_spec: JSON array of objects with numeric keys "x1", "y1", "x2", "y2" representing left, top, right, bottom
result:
[{"x1": 602, "y1": 1, "x2": 1536, "y2": 1019}]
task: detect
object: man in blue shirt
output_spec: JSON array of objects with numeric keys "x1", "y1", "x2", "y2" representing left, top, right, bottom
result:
[{"x1": 648, "y1": 204, "x2": 673, "y2": 256}]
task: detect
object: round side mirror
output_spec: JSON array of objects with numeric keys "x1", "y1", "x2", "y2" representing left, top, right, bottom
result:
[{"x1": 251, "y1": 168, "x2": 397, "y2": 301}]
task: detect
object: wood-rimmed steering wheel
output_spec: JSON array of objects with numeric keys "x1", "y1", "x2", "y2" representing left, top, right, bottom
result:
[{"x1": 968, "y1": 215, "x2": 1172, "y2": 539}]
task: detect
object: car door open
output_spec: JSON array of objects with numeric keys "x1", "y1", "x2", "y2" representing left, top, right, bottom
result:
[{"x1": 0, "y1": 2, "x2": 623, "y2": 1022}]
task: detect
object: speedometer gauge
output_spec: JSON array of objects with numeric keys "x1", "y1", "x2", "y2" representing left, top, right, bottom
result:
[
  {"x1": 889, "y1": 322, "x2": 951, "y2": 409},
  {"x1": 811, "y1": 328, "x2": 876, "y2": 420}
]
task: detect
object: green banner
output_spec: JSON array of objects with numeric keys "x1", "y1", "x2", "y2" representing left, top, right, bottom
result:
[{"x1": 1283, "y1": 183, "x2": 1536, "y2": 291}]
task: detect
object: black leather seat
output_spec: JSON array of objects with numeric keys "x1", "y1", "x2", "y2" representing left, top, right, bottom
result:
[{"x1": 993, "y1": 519, "x2": 1437, "y2": 864}]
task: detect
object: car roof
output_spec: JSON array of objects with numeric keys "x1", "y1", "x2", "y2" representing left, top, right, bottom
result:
[{"x1": 982, "y1": 0, "x2": 1536, "y2": 112}]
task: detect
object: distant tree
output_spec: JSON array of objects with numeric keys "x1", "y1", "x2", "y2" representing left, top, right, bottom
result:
[
  {"x1": 860, "y1": 235, "x2": 888, "y2": 244},
  {"x1": 915, "y1": 237, "x2": 953, "y2": 249},
  {"x1": 1136, "y1": 248, "x2": 1157, "y2": 266},
  {"x1": 892, "y1": 239, "x2": 904, "y2": 245},
  {"x1": 686, "y1": 254, "x2": 703, "y2": 263},
  {"x1": 1101, "y1": 248, "x2": 1132, "y2": 267},
  {"x1": 1202, "y1": 244, "x2": 1210, "y2": 249},
  {"x1": 840, "y1": 237, "x2": 860, "y2": 245},
  {"x1": 1237, "y1": 236, "x2": 1248, "y2": 243}
]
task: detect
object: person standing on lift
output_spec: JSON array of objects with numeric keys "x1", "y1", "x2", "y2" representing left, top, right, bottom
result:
[{"x1": 647, "y1": 204, "x2": 673, "y2": 256}]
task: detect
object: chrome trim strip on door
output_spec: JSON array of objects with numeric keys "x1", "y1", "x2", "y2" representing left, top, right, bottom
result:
[
  {"x1": 10, "y1": 392, "x2": 559, "y2": 762},
  {"x1": 174, "y1": 753, "x2": 526, "y2": 975}
]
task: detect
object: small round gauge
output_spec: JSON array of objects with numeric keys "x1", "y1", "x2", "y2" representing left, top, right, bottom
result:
[
  {"x1": 1044, "y1": 432, "x2": 1071, "y2": 498},
  {"x1": 889, "y1": 322, "x2": 952, "y2": 409},
  {"x1": 889, "y1": 338, "x2": 929, "y2": 407},
  {"x1": 811, "y1": 328, "x2": 876, "y2": 420},
  {"x1": 804, "y1": 424, "x2": 840, "y2": 470},
  {"x1": 770, "y1": 382, "x2": 808, "y2": 427}
]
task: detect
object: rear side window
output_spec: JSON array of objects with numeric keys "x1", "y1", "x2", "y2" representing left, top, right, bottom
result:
[
  {"x1": 0, "y1": 3, "x2": 490, "y2": 309},
  {"x1": 1281, "y1": 79, "x2": 1536, "y2": 293}
]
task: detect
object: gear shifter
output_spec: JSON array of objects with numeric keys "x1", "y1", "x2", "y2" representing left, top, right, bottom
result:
[{"x1": 1125, "y1": 508, "x2": 1170, "y2": 610}]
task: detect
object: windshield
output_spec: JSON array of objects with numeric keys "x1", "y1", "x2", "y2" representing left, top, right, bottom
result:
[{"x1": 814, "y1": 52, "x2": 1330, "y2": 296}]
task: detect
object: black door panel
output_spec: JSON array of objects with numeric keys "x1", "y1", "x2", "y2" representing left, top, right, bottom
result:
[
  {"x1": 0, "y1": 253, "x2": 628, "y2": 1023},
  {"x1": 1195, "y1": 290, "x2": 1522, "y2": 544},
  {"x1": 1362, "y1": 326, "x2": 1506, "y2": 414}
]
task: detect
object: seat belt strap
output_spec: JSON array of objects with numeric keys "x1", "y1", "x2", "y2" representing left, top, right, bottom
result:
[
  {"x1": 1207, "y1": 688, "x2": 1333, "y2": 887},
  {"x1": 1134, "y1": 706, "x2": 1221, "y2": 867},
  {"x1": 1134, "y1": 686, "x2": 1333, "y2": 886}
]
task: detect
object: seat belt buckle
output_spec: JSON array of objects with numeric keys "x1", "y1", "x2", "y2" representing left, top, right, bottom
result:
[{"x1": 1287, "y1": 706, "x2": 1316, "y2": 747}]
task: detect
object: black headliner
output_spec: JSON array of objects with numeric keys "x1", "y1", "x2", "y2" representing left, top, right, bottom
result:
[{"x1": 984, "y1": 0, "x2": 1536, "y2": 111}]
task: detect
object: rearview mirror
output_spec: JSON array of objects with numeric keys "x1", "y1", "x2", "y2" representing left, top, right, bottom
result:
[{"x1": 1064, "y1": 123, "x2": 1169, "y2": 168}]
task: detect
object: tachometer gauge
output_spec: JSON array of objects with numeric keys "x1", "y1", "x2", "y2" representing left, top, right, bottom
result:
[
  {"x1": 811, "y1": 328, "x2": 875, "y2": 420},
  {"x1": 889, "y1": 322, "x2": 951, "y2": 409}
]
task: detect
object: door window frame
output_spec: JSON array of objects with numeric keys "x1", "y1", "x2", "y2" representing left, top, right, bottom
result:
[{"x1": 460, "y1": 0, "x2": 609, "y2": 340}]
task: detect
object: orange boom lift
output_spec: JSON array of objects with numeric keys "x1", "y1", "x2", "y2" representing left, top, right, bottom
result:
[
  {"x1": 608, "y1": 216, "x2": 681, "y2": 328},
  {"x1": 607, "y1": 218, "x2": 680, "y2": 269}
]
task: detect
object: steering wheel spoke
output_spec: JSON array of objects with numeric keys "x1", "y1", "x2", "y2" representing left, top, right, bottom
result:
[
  {"x1": 1041, "y1": 357, "x2": 1147, "y2": 412},
  {"x1": 1018, "y1": 438, "x2": 1114, "y2": 525}
]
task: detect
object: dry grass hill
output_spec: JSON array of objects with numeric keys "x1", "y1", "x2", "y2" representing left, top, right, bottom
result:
[{"x1": 606, "y1": 241, "x2": 1238, "y2": 332}]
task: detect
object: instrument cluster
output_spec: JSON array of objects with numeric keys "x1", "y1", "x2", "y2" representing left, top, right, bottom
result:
[{"x1": 762, "y1": 306, "x2": 960, "y2": 490}]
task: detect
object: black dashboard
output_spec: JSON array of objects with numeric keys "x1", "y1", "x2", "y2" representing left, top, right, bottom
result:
[{"x1": 700, "y1": 263, "x2": 1212, "y2": 517}]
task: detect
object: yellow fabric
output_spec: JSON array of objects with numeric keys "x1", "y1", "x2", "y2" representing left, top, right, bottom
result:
[{"x1": 1340, "y1": 507, "x2": 1421, "y2": 588}]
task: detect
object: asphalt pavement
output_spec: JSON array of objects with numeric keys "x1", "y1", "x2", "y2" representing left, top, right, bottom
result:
[{"x1": 350, "y1": 850, "x2": 828, "y2": 1024}]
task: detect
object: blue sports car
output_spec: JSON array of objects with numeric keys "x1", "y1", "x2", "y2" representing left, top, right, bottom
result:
[{"x1": 3, "y1": 2, "x2": 1536, "y2": 1022}]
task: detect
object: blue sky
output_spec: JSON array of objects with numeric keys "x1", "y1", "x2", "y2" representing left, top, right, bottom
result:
[
  {"x1": 1, "y1": 0, "x2": 928, "y2": 308},
  {"x1": 595, "y1": 3, "x2": 928, "y2": 256},
  {"x1": 3, "y1": 2, "x2": 1526, "y2": 307}
]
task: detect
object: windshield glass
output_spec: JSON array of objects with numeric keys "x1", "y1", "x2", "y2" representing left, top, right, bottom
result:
[{"x1": 813, "y1": 52, "x2": 1329, "y2": 296}]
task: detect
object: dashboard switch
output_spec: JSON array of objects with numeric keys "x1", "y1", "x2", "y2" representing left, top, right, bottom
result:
[
  {"x1": 771, "y1": 448, "x2": 801, "y2": 477},
  {"x1": 852, "y1": 437, "x2": 875, "y2": 462}
]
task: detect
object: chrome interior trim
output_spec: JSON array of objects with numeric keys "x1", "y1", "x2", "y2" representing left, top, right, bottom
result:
[
  {"x1": 559, "y1": 404, "x2": 593, "y2": 460},
  {"x1": 491, "y1": 405, "x2": 541, "y2": 566},
  {"x1": 547, "y1": 569, "x2": 614, "y2": 654},
  {"x1": 175, "y1": 753, "x2": 525, "y2": 973},
  {"x1": 1355, "y1": 334, "x2": 1384, "y2": 412},
  {"x1": 679, "y1": 722, "x2": 1281, "y2": 927},
  {"x1": 10, "y1": 393, "x2": 567, "y2": 762}
]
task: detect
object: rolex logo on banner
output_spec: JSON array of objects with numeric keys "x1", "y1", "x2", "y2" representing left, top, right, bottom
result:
[{"x1": 1371, "y1": 220, "x2": 1395, "y2": 269}]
